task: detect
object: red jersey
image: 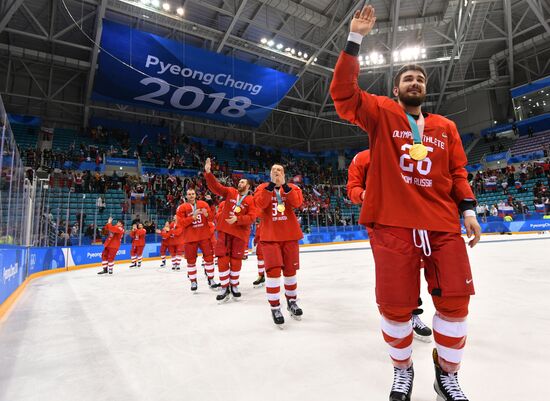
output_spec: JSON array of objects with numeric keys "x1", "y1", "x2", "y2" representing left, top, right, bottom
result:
[
  {"x1": 160, "y1": 228, "x2": 170, "y2": 244},
  {"x1": 216, "y1": 200, "x2": 226, "y2": 226},
  {"x1": 330, "y1": 51, "x2": 475, "y2": 233},
  {"x1": 253, "y1": 183, "x2": 303, "y2": 241},
  {"x1": 205, "y1": 173, "x2": 256, "y2": 242},
  {"x1": 103, "y1": 223, "x2": 124, "y2": 249},
  {"x1": 176, "y1": 200, "x2": 213, "y2": 242},
  {"x1": 347, "y1": 150, "x2": 371, "y2": 205},
  {"x1": 130, "y1": 228, "x2": 147, "y2": 246},
  {"x1": 169, "y1": 222, "x2": 185, "y2": 246},
  {"x1": 253, "y1": 221, "x2": 262, "y2": 245}
]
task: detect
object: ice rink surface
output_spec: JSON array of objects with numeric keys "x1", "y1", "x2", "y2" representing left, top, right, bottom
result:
[{"x1": 0, "y1": 233, "x2": 549, "y2": 401}]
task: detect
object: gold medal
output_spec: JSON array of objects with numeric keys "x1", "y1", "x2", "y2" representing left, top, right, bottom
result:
[
  {"x1": 409, "y1": 143, "x2": 428, "y2": 161},
  {"x1": 277, "y1": 204, "x2": 285, "y2": 213},
  {"x1": 234, "y1": 206, "x2": 242, "y2": 213}
]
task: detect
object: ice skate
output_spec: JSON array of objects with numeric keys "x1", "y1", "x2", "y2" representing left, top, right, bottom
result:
[
  {"x1": 208, "y1": 278, "x2": 220, "y2": 290},
  {"x1": 129, "y1": 262, "x2": 136, "y2": 269},
  {"x1": 216, "y1": 286, "x2": 231, "y2": 303},
  {"x1": 271, "y1": 307, "x2": 285, "y2": 327},
  {"x1": 97, "y1": 268, "x2": 108, "y2": 275},
  {"x1": 389, "y1": 365, "x2": 414, "y2": 401},
  {"x1": 287, "y1": 300, "x2": 303, "y2": 320},
  {"x1": 159, "y1": 260, "x2": 166, "y2": 268},
  {"x1": 230, "y1": 286, "x2": 241, "y2": 299},
  {"x1": 433, "y1": 349, "x2": 469, "y2": 401},
  {"x1": 252, "y1": 275, "x2": 265, "y2": 287},
  {"x1": 412, "y1": 314, "x2": 432, "y2": 342},
  {"x1": 108, "y1": 268, "x2": 113, "y2": 275},
  {"x1": 190, "y1": 281, "x2": 198, "y2": 292}
]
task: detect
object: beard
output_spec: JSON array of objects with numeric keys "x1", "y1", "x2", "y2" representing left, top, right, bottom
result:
[{"x1": 398, "y1": 89, "x2": 426, "y2": 107}]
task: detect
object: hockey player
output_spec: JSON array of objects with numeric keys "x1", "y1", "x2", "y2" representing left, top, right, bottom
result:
[
  {"x1": 156, "y1": 221, "x2": 171, "y2": 268},
  {"x1": 204, "y1": 158, "x2": 256, "y2": 301},
  {"x1": 253, "y1": 164, "x2": 304, "y2": 326},
  {"x1": 331, "y1": 6, "x2": 481, "y2": 400},
  {"x1": 97, "y1": 217, "x2": 124, "y2": 275},
  {"x1": 176, "y1": 188, "x2": 216, "y2": 291},
  {"x1": 129, "y1": 223, "x2": 146, "y2": 268},
  {"x1": 347, "y1": 149, "x2": 432, "y2": 341}
]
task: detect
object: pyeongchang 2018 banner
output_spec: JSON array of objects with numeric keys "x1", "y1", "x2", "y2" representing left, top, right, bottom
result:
[{"x1": 92, "y1": 20, "x2": 298, "y2": 127}]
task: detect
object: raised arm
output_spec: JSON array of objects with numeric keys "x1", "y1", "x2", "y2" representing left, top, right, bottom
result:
[{"x1": 330, "y1": 5, "x2": 381, "y2": 135}]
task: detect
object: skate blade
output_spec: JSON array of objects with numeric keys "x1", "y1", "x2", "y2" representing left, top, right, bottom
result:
[
  {"x1": 253, "y1": 283, "x2": 265, "y2": 288},
  {"x1": 290, "y1": 314, "x2": 302, "y2": 321},
  {"x1": 232, "y1": 296, "x2": 241, "y2": 302},
  {"x1": 217, "y1": 297, "x2": 231, "y2": 305},
  {"x1": 274, "y1": 323, "x2": 285, "y2": 330},
  {"x1": 413, "y1": 333, "x2": 432, "y2": 343}
]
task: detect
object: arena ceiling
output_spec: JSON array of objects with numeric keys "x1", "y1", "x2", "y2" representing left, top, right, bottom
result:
[{"x1": 1, "y1": 0, "x2": 549, "y2": 151}]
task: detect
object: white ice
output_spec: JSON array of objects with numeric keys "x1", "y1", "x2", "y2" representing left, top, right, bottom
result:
[{"x1": 0, "y1": 233, "x2": 549, "y2": 401}]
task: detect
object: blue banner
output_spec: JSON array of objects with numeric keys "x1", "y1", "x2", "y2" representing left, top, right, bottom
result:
[
  {"x1": 510, "y1": 75, "x2": 550, "y2": 98},
  {"x1": 105, "y1": 157, "x2": 138, "y2": 167},
  {"x1": 93, "y1": 20, "x2": 298, "y2": 127},
  {"x1": 141, "y1": 166, "x2": 198, "y2": 177},
  {"x1": 0, "y1": 246, "x2": 27, "y2": 305},
  {"x1": 485, "y1": 151, "x2": 508, "y2": 162}
]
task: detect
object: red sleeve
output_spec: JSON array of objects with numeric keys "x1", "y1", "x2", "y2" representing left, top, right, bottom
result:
[
  {"x1": 330, "y1": 51, "x2": 383, "y2": 136},
  {"x1": 176, "y1": 204, "x2": 195, "y2": 227},
  {"x1": 199, "y1": 201, "x2": 214, "y2": 222},
  {"x1": 205, "y1": 172, "x2": 229, "y2": 198},
  {"x1": 161, "y1": 231, "x2": 170, "y2": 240},
  {"x1": 346, "y1": 152, "x2": 369, "y2": 205},
  {"x1": 254, "y1": 184, "x2": 272, "y2": 210},
  {"x1": 130, "y1": 230, "x2": 136, "y2": 239},
  {"x1": 171, "y1": 224, "x2": 183, "y2": 236},
  {"x1": 236, "y1": 196, "x2": 257, "y2": 226},
  {"x1": 106, "y1": 223, "x2": 123, "y2": 234},
  {"x1": 448, "y1": 122, "x2": 476, "y2": 205},
  {"x1": 284, "y1": 184, "x2": 303, "y2": 209}
]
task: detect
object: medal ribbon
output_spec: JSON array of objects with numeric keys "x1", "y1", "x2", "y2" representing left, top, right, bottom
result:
[
  {"x1": 274, "y1": 188, "x2": 284, "y2": 207},
  {"x1": 236, "y1": 194, "x2": 247, "y2": 207},
  {"x1": 406, "y1": 113, "x2": 424, "y2": 144}
]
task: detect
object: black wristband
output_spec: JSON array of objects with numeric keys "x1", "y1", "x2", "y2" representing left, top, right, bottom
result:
[
  {"x1": 458, "y1": 199, "x2": 476, "y2": 213},
  {"x1": 265, "y1": 182, "x2": 276, "y2": 191},
  {"x1": 344, "y1": 41, "x2": 360, "y2": 57},
  {"x1": 282, "y1": 184, "x2": 292, "y2": 193}
]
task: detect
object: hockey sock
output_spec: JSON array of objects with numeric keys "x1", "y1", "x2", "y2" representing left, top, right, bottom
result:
[
  {"x1": 433, "y1": 313, "x2": 467, "y2": 373},
  {"x1": 283, "y1": 275, "x2": 297, "y2": 301},
  {"x1": 229, "y1": 257, "x2": 242, "y2": 287},
  {"x1": 218, "y1": 256, "x2": 230, "y2": 287},
  {"x1": 381, "y1": 316, "x2": 413, "y2": 369}
]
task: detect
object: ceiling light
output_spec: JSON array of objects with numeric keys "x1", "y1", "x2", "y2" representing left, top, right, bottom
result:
[
  {"x1": 176, "y1": 7, "x2": 184, "y2": 15},
  {"x1": 284, "y1": 47, "x2": 291, "y2": 52},
  {"x1": 290, "y1": 48, "x2": 295, "y2": 54},
  {"x1": 151, "y1": 0, "x2": 160, "y2": 7},
  {"x1": 298, "y1": 51, "x2": 302, "y2": 56},
  {"x1": 162, "y1": 2, "x2": 170, "y2": 10},
  {"x1": 260, "y1": 38, "x2": 267, "y2": 44},
  {"x1": 267, "y1": 40, "x2": 274, "y2": 47},
  {"x1": 303, "y1": 53, "x2": 308, "y2": 58},
  {"x1": 276, "y1": 43, "x2": 283, "y2": 50},
  {"x1": 314, "y1": 57, "x2": 317, "y2": 62}
]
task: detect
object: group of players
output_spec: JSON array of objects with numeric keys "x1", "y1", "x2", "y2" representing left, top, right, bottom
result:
[
  {"x1": 97, "y1": 158, "x2": 305, "y2": 325},
  {"x1": 98, "y1": 5, "x2": 482, "y2": 400}
]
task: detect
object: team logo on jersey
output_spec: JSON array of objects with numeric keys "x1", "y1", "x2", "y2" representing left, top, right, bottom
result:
[{"x1": 442, "y1": 132, "x2": 447, "y2": 138}]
